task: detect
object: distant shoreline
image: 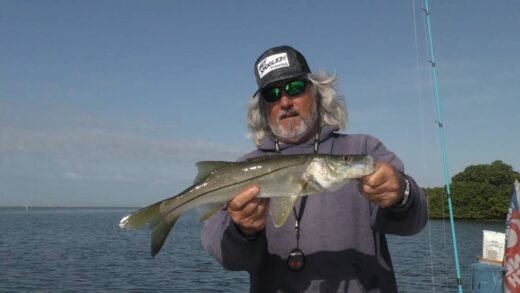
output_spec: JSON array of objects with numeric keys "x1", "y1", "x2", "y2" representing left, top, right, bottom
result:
[{"x1": 0, "y1": 206, "x2": 508, "y2": 221}]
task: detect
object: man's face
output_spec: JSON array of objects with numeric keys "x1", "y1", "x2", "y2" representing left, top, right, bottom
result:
[{"x1": 263, "y1": 79, "x2": 318, "y2": 144}]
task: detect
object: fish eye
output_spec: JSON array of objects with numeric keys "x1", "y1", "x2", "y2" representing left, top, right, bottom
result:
[{"x1": 342, "y1": 156, "x2": 353, "y2": 163}]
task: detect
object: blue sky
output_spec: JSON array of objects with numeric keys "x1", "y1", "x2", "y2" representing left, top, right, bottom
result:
[{"x1": 1, "y1": 0, "x2": 519, "y2": 207}]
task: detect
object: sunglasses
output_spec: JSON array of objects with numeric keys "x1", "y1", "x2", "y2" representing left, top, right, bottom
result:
[{"x1": 260, "y1": 79, "x2": 308, "y2": 103}]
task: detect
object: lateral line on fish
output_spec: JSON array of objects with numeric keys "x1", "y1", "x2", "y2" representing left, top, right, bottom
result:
[{"x1": 160, "y1": 161, "x2": 309, "y2": 220}]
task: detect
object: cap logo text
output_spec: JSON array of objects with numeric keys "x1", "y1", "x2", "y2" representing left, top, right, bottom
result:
[{"x1": 257, "y1": 53, "x2": 289, "y2": 79}]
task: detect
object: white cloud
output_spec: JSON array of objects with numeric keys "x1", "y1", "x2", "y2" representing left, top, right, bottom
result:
[
  {"x1": 0, "y1": 101, "x2": 247, "y2": 164},
  {"x1": 62, "y1": 171, "x2": 83, "y2": 180},
  {"x1": 1, "y1": 126, "x2": 243, "y2": 162},
  {"x1": 0, "y1": 101, "x2": 249, "y2": 205}
]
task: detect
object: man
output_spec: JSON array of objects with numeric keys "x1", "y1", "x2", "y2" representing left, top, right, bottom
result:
[{"x1": 202, "y1": 45, "x2": 428, "y2": 292}]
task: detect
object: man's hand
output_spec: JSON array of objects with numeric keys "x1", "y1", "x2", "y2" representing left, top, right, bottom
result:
[
  {"x1": 227, "y1": 185, "x2": 269, "y2": 236},
  {"x1": 359, "y1": 161, "x2": 405, "y2": 208}
]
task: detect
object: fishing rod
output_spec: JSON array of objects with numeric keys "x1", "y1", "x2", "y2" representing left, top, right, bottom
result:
[{"x1": 422, "y1": 0, "x2": 463, "y2": 292}]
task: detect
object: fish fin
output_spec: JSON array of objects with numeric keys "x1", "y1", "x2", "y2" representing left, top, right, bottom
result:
[
  {"x1": 269, "y1": 195, "x2": 299, "y2": 228},
  {"x1": 300, "y1": 179, "x2": 323, "y2": 194},
  {"x1": 119, "y1": 202, "x2": 162, "y2": 230},
  {"x1": 119, "y1": 201, "x2": 179, "y2": 257},
  {"x1": 194, "y1": 161, "x2": 233, "y2": 183},
  {"x1": 197, "y1": 203, "x2": 224, "y2": 222},
  {"x1": 243, "y1": 155, "x2": 278, "y2": 162},
  {"x1": 151, "y1": 217, "x2": 177, "y2": 257}
]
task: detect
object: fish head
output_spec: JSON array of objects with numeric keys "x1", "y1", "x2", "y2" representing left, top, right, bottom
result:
[
  {"x1": 328, "y1": 155, "x2": 375, "y2": 179},
  {"x1": 303, "y1": 155, "x2": 375, "y2": 191}
]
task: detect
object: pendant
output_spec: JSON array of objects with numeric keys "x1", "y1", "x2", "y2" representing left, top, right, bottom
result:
[{"x1": 287, "y1": 248, "x2": 305, "y2": 271}]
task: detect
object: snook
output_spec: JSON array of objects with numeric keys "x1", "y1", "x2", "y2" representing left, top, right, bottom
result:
[{"x1": 119, "y1": 154, "x2": 374, "y2": 256}]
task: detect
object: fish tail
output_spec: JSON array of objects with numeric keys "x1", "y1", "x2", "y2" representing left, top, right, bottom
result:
[
  {"x1": 119, "y1": 202, "x2": 162, "y2": 230},
  {"x1": 119, "y1": 202, "x2": 179, "y2": 257},
  {"x1": 151, "y1": 217, "x2": 177, "y2": 257}
]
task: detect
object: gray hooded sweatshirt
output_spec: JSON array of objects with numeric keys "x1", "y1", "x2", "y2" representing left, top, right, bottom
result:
[{"x1": 201, "y1": 126, "x2": 428, "y2": 293}]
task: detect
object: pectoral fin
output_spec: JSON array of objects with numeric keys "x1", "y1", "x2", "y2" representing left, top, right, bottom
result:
[{"x1": 269, "y1": 195, "x2": 299, "y2": 228}]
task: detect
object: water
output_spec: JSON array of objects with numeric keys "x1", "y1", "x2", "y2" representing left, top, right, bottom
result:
[
  {"x1": 388, "y1": 220, "x2": 504, "y2": 292},
  {"x1": 0, "y1": 207, "x2": 504, "y2": 292}
]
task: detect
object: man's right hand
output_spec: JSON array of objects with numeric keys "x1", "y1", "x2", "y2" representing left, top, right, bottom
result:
[{"x1": 227, "y1": 185, "x2": 269, "y2": 236}]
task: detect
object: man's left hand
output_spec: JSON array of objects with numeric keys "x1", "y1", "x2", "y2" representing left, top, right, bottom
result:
[{"x1": 359, "y1": 161, "x2": 405, "y2": 208}]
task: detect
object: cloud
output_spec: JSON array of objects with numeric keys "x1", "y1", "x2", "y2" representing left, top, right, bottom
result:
[
  {"x1": 0, "y1": 100, "x2": 249, "y2": 198},
  {"x1": 62, "y1": 171, "x2": 83, "y2": 180},
  {"x1": 1, "y1": 126, "x2": 244, "y2": 162},
  {"x1": 0, "y1": 102, "x2": 247, "y2": 164}
]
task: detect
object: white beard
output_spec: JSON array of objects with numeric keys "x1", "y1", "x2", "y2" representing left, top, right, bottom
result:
[{"x1": 269, "y1": 101, "x2": 318, "y2": 144}]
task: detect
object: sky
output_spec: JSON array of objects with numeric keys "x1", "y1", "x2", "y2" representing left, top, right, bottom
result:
[{"x1": 1, "y1": 0, "x2": 519, "y2": 207}]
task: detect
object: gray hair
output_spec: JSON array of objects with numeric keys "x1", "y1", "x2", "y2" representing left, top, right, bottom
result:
[{"x1": 247, "y1": 71, "x2": 348, "y2": 145}]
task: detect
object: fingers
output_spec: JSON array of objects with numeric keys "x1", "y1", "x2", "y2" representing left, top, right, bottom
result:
[
  {"x1": 359, "y1": 162, "x2": 403, "y2": 208},
  {"x1": 227, "y1": 185, "x2": 269, "y2": 235}
]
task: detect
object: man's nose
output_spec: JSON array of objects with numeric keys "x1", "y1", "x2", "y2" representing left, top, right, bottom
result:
[{"x1": 278, "y1": 94, "x2": 293, "y2": 108}]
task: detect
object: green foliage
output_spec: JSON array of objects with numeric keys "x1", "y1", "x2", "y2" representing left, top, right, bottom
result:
[
  {"x1": 452, "y1": 160, "x2": 518, "y2": 189},
  {"x1": 426, "y1": 160, "x2": 520, "y2": 219},
  {"x1": 425, "y1": 187, "x2": 446, "y2": 217}
]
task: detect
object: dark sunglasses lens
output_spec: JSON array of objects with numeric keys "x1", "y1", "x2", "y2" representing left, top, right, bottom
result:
[
  {"x1": 285, "y1": 80, "x2": 306, "y2": 96},
  {"x1": 262, "y1": 87, "x2": 281, "y2": 102}
]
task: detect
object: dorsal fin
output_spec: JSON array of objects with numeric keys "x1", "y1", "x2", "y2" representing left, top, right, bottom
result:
[
  {"x1": 243, "y1": 155, "x2": 279, "y2": 163},
  {"x1": 194, "y1": 161, "x2": 232, "y2": 183}
]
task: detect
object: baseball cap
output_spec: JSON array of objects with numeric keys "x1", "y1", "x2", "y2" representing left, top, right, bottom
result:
[{"x1": 253, "y1": 45, "x2": 311, "y2": 95}]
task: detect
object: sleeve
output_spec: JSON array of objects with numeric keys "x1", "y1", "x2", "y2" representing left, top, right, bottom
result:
[
  {"x1": 201, "y1": 203, "x2": 267, "y2": 272},
  {"x1": 363, "y1": 135, "x2": 429, "y2": 236}
]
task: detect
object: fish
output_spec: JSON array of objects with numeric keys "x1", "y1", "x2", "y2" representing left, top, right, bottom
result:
[{"x1": 119, "y1": 154, "x2": 375, "y2": 256}]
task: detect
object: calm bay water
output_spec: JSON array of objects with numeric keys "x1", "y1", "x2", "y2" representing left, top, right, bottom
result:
[{"x1": 0, "y1": 207, "x2": 504, "y2": 292}]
